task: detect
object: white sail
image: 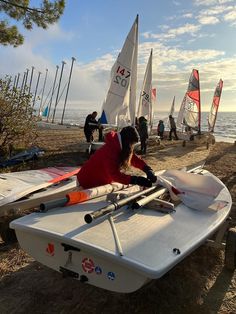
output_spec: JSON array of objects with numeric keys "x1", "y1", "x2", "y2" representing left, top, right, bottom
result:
[
  {"x1": 101, "y1": 16, "x2": 139, "y2": 125},
  {"x1": 208, "y1": 79, "x2": 223, "y2": 132},
  {"x1": 137, "y1": 49, "x2": 153, "y2": 124},
  {"x1": 170, "y1": 96, "x2": 175, "y2": 117},
  {"x1": 150, "y1": 87, "x2": 156, "y2": 128}
]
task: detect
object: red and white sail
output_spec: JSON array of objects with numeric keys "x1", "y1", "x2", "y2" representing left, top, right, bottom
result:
[
  {"x1": 177, "y1": 69, "x2": 201, "y2": 132},
  {"x1": 208, "y1": 79, "x2": 223, "y2": 132}
]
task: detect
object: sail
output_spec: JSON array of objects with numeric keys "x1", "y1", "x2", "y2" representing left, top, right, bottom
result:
[
  {"x1": 42, "y1": 106, "x2": 48, "y2": 117},
  {"x1": 177, "y1": 69, "x2": 201, "y2": 132},
  {"x1": 170, "y1": 96, "x2": 175, "y2": 117},
  {"x1": 150, "y1": 88, "x2": 156, "y2": 128},
  {"x1": 101, "y1": 16, "x2": 139, "y2": 125},
  {"x1": 208, "y1": 79, "x2": 223, "y2": 132},
  {"x1": 137, "y1": 49, "x2": 153, "y2": 124}
]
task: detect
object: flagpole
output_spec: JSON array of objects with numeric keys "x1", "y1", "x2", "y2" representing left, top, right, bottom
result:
[
  {"x1": 52, "y1": 61, "x2": 66, "y2": 123},
  {"x1": 38, "y1": 68, "x2": 48, "y2": 116},
  {"x1": 60, "y1": 57, "x2": 76, "y2": 125},
  {"x1": 47, "y1": 65, "x2": 59, "y2": 122},
  {"x1": 32, "y1": 71, "x2": 42, "y2": 109}
]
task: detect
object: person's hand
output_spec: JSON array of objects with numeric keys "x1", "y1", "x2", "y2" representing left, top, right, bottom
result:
[
  {"x1": 130, "y1": 176, "x2": 152, "y2": 187},
  {"x1": 143, "y1": 165, "x2": 157, "y2": 183}
]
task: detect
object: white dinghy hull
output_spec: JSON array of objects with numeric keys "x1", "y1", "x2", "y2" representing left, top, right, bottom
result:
[{"x1": 10, "y1": 170, "x2": 232, "y2": 293}]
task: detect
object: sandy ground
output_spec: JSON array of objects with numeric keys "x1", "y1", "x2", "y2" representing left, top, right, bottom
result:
[{"x1": 0, "y1": 127, "x2": 235, "y2": 314}]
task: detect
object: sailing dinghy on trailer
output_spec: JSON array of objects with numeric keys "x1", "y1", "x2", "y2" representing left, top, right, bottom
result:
[
  {"x1": 177, "y1": 69, "x2": 201, "y2": 140},
  {"x1": 208, "y1": 79, "x2": 223, "y2": 133},
  {"x1": 10, "y1": 166, "x2": 233, "y2": 293}
]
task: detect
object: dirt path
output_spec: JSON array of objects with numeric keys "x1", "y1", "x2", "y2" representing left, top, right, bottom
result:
[{"x1": 0, "y1": 130, "x2": 235, "y2": 314}]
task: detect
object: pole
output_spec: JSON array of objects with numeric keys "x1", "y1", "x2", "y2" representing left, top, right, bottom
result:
[
  {"x1": 47, "y1": 65, "x2": 59, "y2": 122},
  {"x1": 23, "y1": 68, "x2": 29, "y2": 94},
  {"x1": 28, "y1": 66, "x2": 35, "y2": 95},
  {"x1": 32, "y1": 71, "x2": 42, "y2": 109},
  {"x1": 84, "y1": 185, "x2": 158, "y2": 224},
  {"x1": 38, "y1": 68, "x2": 48, "y2": 116},
  {"x1": 61, "y1": 57, "x2": 76, "y2": 125},
  {"x1": 15, "y1": 73, "x2": 20, "y2": 89},
  {"x1": 19, "y1": 72, "x2": 26, "y2": 97},
  {"x1": 52, "y1": 61, "x2": 66, "y2": 123}
]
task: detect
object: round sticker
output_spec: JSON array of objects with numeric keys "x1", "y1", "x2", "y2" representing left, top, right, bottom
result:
[
  {"x1": 82, "y1": 257, "x2": 95, "y2": 273},
  {"x1": 95, "y1": 266, "x2": 102, "y2": 275},
  {"x1": 107, "y1": 271, "x2": 115, "y2": 280}
]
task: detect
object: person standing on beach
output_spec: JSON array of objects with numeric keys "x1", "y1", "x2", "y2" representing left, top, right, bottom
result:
[
  {"x1": 157, "y1": 120, "x2": 165, "y2": 140},
  {"x1": 168, "y1": 115, "x2": 179, "y2": 140},
  {"x1": 84, "y1": 111, "x2": 99, "y2": 142},
  {"x1": 77, "y1": 126, "x2": 157, "y2": 189},
  {"x1": 138, "y1": 116, "x2": 149, "y2": 155}
]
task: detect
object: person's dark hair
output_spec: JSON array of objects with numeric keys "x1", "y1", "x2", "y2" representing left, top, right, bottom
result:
[
  {"x1": 169, "y1": 115, "x2": 172, "y2": 118},
  {"x1": 92, "y1": 111, "x2": 97, "y2": 115},
  {"x1": 119, "y1": 126, "x2": 139, "y2": 169}
]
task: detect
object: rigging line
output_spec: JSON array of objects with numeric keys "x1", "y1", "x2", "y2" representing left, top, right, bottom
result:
[{"x1": 0, "y1": 0, "x2": 45, "y2": 13}]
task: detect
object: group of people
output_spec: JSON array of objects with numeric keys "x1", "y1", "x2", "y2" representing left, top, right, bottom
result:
[
  {"x1": 79, "y1": 111, "x2": 180, "y2": 190},
  {"x1": 84, "y1": 111, "x2": 179, "y2": 146}
]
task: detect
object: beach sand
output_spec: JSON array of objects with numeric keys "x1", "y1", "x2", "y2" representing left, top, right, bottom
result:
[{"x1": 0, "y1": 127, "x2": 235, "y2": 314}]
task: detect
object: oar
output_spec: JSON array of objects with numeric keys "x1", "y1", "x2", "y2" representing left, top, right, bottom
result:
[
  {"x1": 84, "y1": 185, "x2": 159, "y2": 224},
  {"x1": 40, "y1": 183, "x2": 130, "y2": 212},
  {"x1": 132, "y1": 188, "x2": 174, "y2": 210},
  {"x1": 131, "y1": 187, "x2": 166, "y2": 209}
]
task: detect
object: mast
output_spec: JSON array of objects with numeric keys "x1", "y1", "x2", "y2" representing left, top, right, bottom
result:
[
  {"x1": 47, "y1": 65, "x2": 59, "y2": 122},
  {"x1": 52, "y1": 61, "x2": 66, "y2": 123},
  {"x1": 61, "y1": 57, "x2": 76, "y2": 125}
]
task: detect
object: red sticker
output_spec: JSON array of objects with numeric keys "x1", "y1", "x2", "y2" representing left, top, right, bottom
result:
[
  {"x1": 46, "y1": 243, "x2": 55, "y2": 256},
  {"x1": 82, "y1": 257, "x2": 95, "y2": 273}
]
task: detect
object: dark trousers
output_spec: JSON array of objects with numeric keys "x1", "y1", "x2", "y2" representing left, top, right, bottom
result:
[
  {"x1": 169, "y1": 128, "x2": 178, "y2": 140},
  {"x1": 158, "y1": 131, "x2": 164, "y2": 140},
  {"x1": 140, "y1": 137, "x2": 147, "y2": 154},
  {"x1": 84, "y1": 130, "x2": 94, "y2": 143}
]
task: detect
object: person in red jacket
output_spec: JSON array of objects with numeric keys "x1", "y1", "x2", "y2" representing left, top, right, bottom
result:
[{"x1": 77, "y1": 126, "x2": 157, "y2": 189}]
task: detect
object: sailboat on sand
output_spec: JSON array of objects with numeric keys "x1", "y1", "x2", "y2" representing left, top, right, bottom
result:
[
  {"x1": 177, "y1": 69, "x2": 201, "y2": 139},
  {"x1": 208, "y1": 79, "x2": 223, "y2": 133}
]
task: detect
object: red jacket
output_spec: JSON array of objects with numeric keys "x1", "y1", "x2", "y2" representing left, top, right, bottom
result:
[{"x1": 78, "y1": 131, "x2": 147, "y2": 188}]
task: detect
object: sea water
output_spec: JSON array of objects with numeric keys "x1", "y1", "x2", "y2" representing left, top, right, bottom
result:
[{"x1": 50, "y1": 109, "x2": 236, "y2": 143}]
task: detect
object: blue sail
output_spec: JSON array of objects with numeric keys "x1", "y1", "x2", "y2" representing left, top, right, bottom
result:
[
  {"x1": 100, "y1": 110, "x2": 108, "y2": 124},
  {"x1": 42, "y1": 106, "x2": 48, "y2": 117}
]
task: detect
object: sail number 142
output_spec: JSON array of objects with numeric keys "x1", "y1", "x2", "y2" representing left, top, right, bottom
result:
[{"x1": 114, "y1": 66, "x2": 131, "y2": 88}]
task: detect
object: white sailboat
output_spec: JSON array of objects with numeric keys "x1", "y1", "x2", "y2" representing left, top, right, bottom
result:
[
  {"x1": 208, "y1": 79, "x2": 223, "y2": 133},
  {"x1": 101, "y1": 15, "x2": 138, "y2": 127},
  {"x1": 137, "y1": 49, "x2": 153, "y2": 126}
]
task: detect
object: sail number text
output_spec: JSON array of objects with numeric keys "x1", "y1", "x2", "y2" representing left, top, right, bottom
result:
[
  {"x1": 114, "y1": 66, "x2": 131, "y2": 88},
  {"x1": 141, "y1": 91, "x2": 150, "y2": 103}
]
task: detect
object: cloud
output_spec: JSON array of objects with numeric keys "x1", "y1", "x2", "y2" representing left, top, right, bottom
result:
[
  {"x1": 198, "y1": 15, "x2": 220, "y2": 24},
  {"x1": 142, "y1": 23, "x2": 201, "y2": 41},
  {"x1": 223, "y1": 8, "x2": 236, "y2": 25}
]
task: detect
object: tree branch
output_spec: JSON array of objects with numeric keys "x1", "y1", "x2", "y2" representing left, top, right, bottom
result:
[{"x1": 0, "y1": 0, "x2": 45, "y2": 13}]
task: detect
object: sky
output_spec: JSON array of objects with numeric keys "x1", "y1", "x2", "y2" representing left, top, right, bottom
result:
[{"x1": 0, "y1": 0, "x2": 236, "y2": 114}]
